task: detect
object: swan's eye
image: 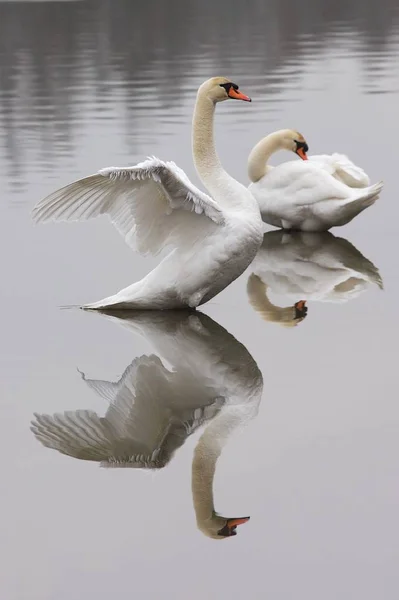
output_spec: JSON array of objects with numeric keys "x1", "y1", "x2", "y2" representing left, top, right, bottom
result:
[
  {"x1": 219, "y1": 83, "x2": 232, "y2": 93},
  {"x1": 219, "y1": 82, "x2": 239, "y2": 93},
  {"x1": 295, "y1": 140, "x2": 309, "y2": 153}
]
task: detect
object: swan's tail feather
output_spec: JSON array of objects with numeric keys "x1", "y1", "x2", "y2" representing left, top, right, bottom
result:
[
  {"x1": 335, "y1": 180, "x2": 383, "y2": 226},
  {"x1": 82, "y1": 301, "x2": 143, "y2": 311},
  {"x1": 59, "y1": 304, "x2": 85, "y2": 310},
  {"x1": 362, "y1": 180, "x2": 384, "y2": 204},
  {"x1": 349, "y1": 180, "x2": 383, "y2": 209},
  {"x1": 58, "y1": 303, "x2": 121, "y2": 311},
  {"x1": 352, "y1": 180, "x2": 384, "y2": 211},
  {"x1": 81, "y1": 293, "x2": 137, "y2": 311}
]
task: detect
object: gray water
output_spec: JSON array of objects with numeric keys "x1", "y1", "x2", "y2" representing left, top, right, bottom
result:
[{"x1": 1, "y1": 1, "x2": 398, "y2": 599}]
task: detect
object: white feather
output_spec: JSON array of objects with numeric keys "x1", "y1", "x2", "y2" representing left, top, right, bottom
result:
[
  {"x1": 308, "y1": 153, "x2": 371, "y2": 187},
  {"x1": 247, "y1": 129, "x2": 382, "y2": 232},
  {"x1": 31, "y1": 78, "x2": 263, "y2": 310},
  {"x1": 249, "y1": 160, "x2": 383, "y2": 231},
  {"x1": 32, "y1": 157, "x2": 224, "y2": 257}
]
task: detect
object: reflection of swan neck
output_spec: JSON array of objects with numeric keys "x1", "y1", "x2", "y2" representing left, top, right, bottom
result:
[
  {"x1": 248, "y1": 131, "x2": 284, "y2": 182},
  {"x1": 191, "y1": 411, "x2": 244, "y2": 529},
  {"x1": 192, "y1": 91, "x2": 224, "y2": 189},
  {"x1": 247, "y1": 274, "x2": 301, "y2": 327}
]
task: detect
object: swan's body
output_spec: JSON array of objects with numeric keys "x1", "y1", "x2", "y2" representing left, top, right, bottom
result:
[
  {"x1": 31, "y1": 310, "x2": 263, "y2": 538},
  {"x1": 247, "y1": 130, "x2": 383, "y2": 232},
  {"x1": 249, "y1": 230, "x2": 383, "y2": 310},
  {"x1": 32, "y1": 78, "x2": 262, "y2": 310}
]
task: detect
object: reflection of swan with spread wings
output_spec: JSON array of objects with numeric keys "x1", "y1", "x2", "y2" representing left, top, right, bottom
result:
[
  {"x1": 31, "y1": 311, "x2": 263, "y2": 539},
  {"x1": 247, "y1": 230, "x2": 382, "y2": 326}
]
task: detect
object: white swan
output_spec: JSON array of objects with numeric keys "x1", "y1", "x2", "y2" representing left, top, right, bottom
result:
[
  {"x1": 248, "y1": 230, "x2": 383, "y2": 316},
  {"x1": 32, "y1": 77, "x2": 263, "y2": 310},
  {"x1": 247, "y1": 129, "x2": 383, "y2": 231},
  {"x1": 31, "y1": 310, "x2": 263, "y2": 539}
]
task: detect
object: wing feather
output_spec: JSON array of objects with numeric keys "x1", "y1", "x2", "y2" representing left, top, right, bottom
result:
[
  {"x1": 31, "y1": 410, "x2": 111, "y2": 461},
  {"x1": 254, "y1": 161, "x2": 349, "y2": 208},
  {"x1": 309, "y1": 153, "x2": 370, "y2": 187},
  {"x1": 32, "y1": 158, "x2": 224, "y2": 256}
]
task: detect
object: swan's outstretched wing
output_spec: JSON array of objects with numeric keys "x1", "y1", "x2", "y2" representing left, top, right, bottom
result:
[
  {"x1": 309, "y1": 153, "x2": 370, "y2": 188},
  {"x1": 32, "y1": 157, "x2": 224, "y2": 256}
]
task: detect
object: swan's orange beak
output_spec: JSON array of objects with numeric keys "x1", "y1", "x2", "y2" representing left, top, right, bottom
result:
[
  {"x1": 296, "y1": 147, "x2": 308, "y2": 160},
  {"x1": 228, "y1": 88, "x2": 251, "y2": 102},
  {"x1": 217, "y1": 516, "x2": 250, "y2": 537},
  {"x1": 227, "y1": 517, "x2": 250, "y2": 528}
]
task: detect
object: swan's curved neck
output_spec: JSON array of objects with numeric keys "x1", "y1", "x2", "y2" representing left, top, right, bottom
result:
[
  {"x1": 191, "y1": 411, "x2": 244, "y2": 527},
  {"x1": 192, "y1": 93, "x2": 225, "y2": 190},
  {"x1": 248, "y1": 131, "x2": 287, "y2": 183}
]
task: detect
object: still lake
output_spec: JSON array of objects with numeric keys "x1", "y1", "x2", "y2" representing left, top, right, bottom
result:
[{"x1": 0, "y1": 1, "x2": 398, "y2": 599}]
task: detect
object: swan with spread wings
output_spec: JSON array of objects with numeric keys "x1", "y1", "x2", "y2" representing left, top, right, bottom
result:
[{"x1": 32, "y1": 77, "x2": 262, "y2": 310}]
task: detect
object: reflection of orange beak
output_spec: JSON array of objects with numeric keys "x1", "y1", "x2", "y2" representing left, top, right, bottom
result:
[
  {"x1": 296, "y1": 147, "x2": 308, "y2": 160},
  {"x1": 227, "y1": 517, "x2": 250, "y2": 528},
  {"x1": 295, "y1": 300, "x2": 306, "y2": 311},
  {"x1": 228, "y1": 88, "x2": 252, "y2": 102}
]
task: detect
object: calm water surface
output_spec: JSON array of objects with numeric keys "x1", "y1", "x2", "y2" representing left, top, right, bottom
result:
[{"x1": 1, "y1": 1, "x2": 398, "y2": 599}]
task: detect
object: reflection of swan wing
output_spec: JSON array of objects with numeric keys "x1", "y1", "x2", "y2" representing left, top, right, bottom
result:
[
  {"x1": 31, "y1": 354, "x2": 224, "y2": 468},
  {"x1": 309, "y1": 154, "x2": 370, "y2": 188},
  {"x1": 31, "y1": 410, "x2": 116, "y2": 462},
  {"x1": 32, "y1": 158, "x2": 223, "y2": 256},
  {"x1": 31, "y1": 310, "x2": 263, "y2": 473},
  {"x1": 78, "y1": 356, "x2": 169, "y2": 443}
]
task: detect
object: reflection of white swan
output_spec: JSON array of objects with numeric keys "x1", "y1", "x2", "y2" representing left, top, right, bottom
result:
[
  {"x1": 31, "y1": 311, "x2": 263, "y2": 539},
  {"x1": 32, "y1": 77, "x2": 262, "y2": 310},
  {"x1": 247, "y1": 129, "x2": 383, "y2": 231},
  {"x1": 249, "y1": 230, "x2": 383, "y2": 307}
]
